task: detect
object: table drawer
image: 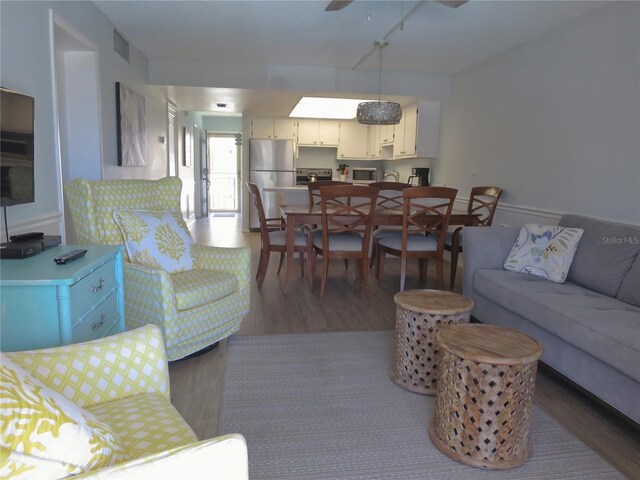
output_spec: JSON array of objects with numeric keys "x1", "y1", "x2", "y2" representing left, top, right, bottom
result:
[
  {"x1": 70, "y1": 258, "x2": 118, "y2": 319},
  {"x1": 72, "y1": 293, "x2": 119, "y2": 344}
]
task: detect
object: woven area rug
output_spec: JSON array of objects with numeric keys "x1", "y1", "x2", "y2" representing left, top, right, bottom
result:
[{"x1": 219, "y1": 331, "x2": 622, "y2": 479}]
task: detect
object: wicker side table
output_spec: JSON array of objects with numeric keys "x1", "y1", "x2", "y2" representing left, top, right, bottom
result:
[
  {"x1": 389, "y1": 290, "x2": 474, "y2": 395},
  {"x1": 429, "y1": 324, "x2": 543, "y2": 469}
]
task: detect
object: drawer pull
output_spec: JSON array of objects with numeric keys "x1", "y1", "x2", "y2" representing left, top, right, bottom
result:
[
  {"x1": 92, "y1": 314, "x2": 107, "y2": 331},
  {"x1": 91, "y1": 278, "x2": 105, "y2": 293}
]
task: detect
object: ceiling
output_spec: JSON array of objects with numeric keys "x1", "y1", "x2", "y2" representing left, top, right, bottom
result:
[{"x1": 93, "y1": 0, "x2": 605, "y2": 116}]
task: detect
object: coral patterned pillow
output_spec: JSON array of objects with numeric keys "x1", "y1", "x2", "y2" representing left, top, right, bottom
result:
[
  {"x1": 113, "y1": 209, "x2": 194, "y2": 274},
  {"x1": 504, "y1": 224, "x2": 584, "y2": 283},
  {"x1": 0, "y1": 354, "x2": 127, "y2": 479}
]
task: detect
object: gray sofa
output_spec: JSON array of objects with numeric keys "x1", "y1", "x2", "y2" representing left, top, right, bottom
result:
[{"x1": 463, "y1": 214, "x2": 640, "y2": 424}]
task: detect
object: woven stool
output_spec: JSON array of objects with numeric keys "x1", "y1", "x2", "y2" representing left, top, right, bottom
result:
[
  {"x1": 389, "y1": 290, "x2": 474, "y2": 395},
  {"x1": 429, "y1": 324, "x2": 543, "y2": 469}
]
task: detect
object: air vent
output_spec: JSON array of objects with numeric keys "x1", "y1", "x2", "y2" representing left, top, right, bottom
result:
[{"x1": 113, "y1": 29, "x2": 130, "y2": 63}]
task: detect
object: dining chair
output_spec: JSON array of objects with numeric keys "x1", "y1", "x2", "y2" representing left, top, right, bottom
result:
[
  {"x1": 247, "y1": 182, "x2": 310, "y2": 289},
  {"x1": 309, "y1": 185, "x2": 378, "y2": 299},
  {"x1": 307, "y1": 180, "x2": 352, "y2": 206},
  {"x1": 445, "y1": 186, "x2": 503, "y2": 289},
  {"x1": 307, "y1": 180, "x2": 353, "y2": 268},
  {"x1": 375, "y1": 186, "x2": 458, "y2": 292},
  {"x1": 368, "y1": 181, "x2": 413, "y2": 268}
]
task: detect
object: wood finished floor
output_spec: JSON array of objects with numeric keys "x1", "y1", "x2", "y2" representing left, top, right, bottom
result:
[{"x1": 170, "y1": 215, "x2": 640, "y2": 478}]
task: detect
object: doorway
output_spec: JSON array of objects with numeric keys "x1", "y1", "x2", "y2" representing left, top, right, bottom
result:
[
  {"x1": 206, "y1": 133, "x2": 241, "y2": 213},
  {"x1": 50, "y1": 11, "x2": 103, "y2": 242}
]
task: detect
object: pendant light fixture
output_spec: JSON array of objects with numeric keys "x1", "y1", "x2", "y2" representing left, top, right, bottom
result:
[{"x1": 356, "y1": 41, "x2": 402, "y2": 125}]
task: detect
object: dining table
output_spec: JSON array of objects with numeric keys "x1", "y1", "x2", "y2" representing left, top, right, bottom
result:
[{"x1": 279, "y1": 204, "x2": 480, "y2": 294}]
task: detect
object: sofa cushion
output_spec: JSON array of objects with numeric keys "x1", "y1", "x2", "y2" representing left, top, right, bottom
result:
[
  {"x1": 559, "y1": 214, "x2": 640, "y2": 297},
  {"x1": 503, "y1": 224, "x2": 583, "y2": 283},
  {"x1": 87, "y1": 393, "x2": 197, "y2": 460},
  {"x1": 0, "y1": 355, "x2": 127, "y2": 479},
  {"x1": 473, "y1": 269, "x2": 640, "y2": 382},
  {"x1": 617, "y1": 254, "x2": 640, "y2": 307},
  {"x1": 113, "y1": 209, "x2": 194, "y2": 274},
  {"x1": 172, "y1": 269, "x2": 238, "y2": 311}
]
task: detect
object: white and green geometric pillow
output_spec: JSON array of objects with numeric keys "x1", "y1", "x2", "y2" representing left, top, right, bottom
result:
[
  {"x1": 0, "y1": 354, "x2": 128, "y2": 479},
  {"x1": 113, "y1": 209, "x2": 194, "y2": 274},
  {"x1": 504, "y1": 224, "x2": 584, "y2": 283}
]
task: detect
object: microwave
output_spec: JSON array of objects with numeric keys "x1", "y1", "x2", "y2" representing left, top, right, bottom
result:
[{"x1": 351, "y1": 167, "x2": 380, "y2": 184}]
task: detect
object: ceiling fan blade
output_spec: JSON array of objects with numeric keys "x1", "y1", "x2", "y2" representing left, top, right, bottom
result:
[
  {"x1": 437, "y1": 0, "x2": 469, "y2": 8},
  {"x1": 325, "y1": 0, "x2": 353, "y2": 12}
]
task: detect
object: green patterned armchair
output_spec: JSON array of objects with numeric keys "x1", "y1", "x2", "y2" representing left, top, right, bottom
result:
[{"x1": 65, "y1": 177, "x2": 250, "y2": 360}]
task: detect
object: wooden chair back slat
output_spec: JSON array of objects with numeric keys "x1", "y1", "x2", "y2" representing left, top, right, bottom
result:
[
  {"x1": 467, "y1": 186, "x2": 503, "y2": 226},
  {"x1": 307, "y1": 180, "x2": 352, "y2": 206},
  {"x1": 319, "y1": 185, "x2": 378, "y2": 239},
  {"x1": 370, "y1": 181, "x2": 412, "y2": 210}
]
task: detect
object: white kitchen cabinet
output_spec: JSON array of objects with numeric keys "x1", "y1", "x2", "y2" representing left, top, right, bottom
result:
[
  {"x1": 251, "y1": 118, "x2": 274, "y2": 139},
  {"x1": 338, "y1": 121, "x2": 369, "y2": 159},
  {"x1": 392, "y1": 101, "x2": 441, "y2": 159},
  {"x1": 273, "y1": 119, "x2": 297, "y2": 140},
  {"x1": 380, "y1": 124, "x2": 395, "y2": 145},
  {"x1": 367, "y1": 125, "x2": 381, "y2": 160},
  {"x1": 297, "y1": 119, "x2": 339, "y2": 146},
  {"x1": 393, "y1": 114, "x2": 407, "y2": 159},
  {"x1": 250, "y1": 118, "x2": 297, "y2": 140}
]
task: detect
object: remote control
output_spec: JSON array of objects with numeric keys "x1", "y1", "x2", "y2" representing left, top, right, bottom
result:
[
  {"x1": 54, "y1": 249, "x2": 88, "y2": 265},
  {"x1": 10, "y1": 232, "x2": 44, "y2": 242}
]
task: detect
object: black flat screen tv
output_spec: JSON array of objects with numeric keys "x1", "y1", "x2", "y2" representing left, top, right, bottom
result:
[{"x1": 1, "y1": 87, "x2": 35, "y2": 207}]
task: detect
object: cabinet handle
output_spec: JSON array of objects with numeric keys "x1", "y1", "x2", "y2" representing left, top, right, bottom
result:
[
  {"x1": 91, "y1": 278, "x2": 105, "y2": 293},
  {"x1": 92, "y1": 314, "x2": 106, "y2": 330}
]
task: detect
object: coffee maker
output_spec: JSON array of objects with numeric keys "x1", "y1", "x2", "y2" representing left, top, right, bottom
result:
[{"x1": 408, "y1": 167, "x2": 430, "y2": 186}]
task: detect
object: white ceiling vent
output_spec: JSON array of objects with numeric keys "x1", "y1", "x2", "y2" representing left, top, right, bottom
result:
[{"x1": 113, "y1": 29, "x2": 130, "y2": 63}]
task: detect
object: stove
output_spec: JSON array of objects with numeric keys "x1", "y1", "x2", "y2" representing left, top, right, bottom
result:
[{"x1": 296, "y1": 167, "x2": 333, "y2": 185}]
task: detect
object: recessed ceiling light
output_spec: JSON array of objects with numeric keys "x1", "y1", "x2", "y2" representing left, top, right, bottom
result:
[{"x1": 289, "y1": 97, "x2": 370, "y2": 120}]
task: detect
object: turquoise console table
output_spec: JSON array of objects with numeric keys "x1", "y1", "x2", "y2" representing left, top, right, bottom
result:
[{"x1": 0, "y1": 245, "x2": 125, "y2": 352}]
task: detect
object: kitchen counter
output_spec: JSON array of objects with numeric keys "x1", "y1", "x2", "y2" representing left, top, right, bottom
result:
[{"x1": 263, "y1": 185, "x2": 309, "y2": 206}]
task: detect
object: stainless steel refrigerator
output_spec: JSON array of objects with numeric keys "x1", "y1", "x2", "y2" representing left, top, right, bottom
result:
[{"x1": 249, "y1": 139, "x2": 296, "y2": 230}]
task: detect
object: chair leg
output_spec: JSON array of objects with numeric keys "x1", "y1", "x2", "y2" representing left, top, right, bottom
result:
[
  {"x1": 361, "y1": 259, "x2": 370, "y2": 297},
  {"x1": 320, "y1": 255, "x2": 330, "y2": 299},
  {"x1": 257, "y1": 250, "x2": 270, "y2": 289},
  {"x1": 418, "y1": 259, "x2": 426, "y2": 282},
  {"x1": 276, "y1": 252, "x2": 285, "y2": 275},
  {"x1": 300, "y1": 252, "x2": 305, "y2": 277},
  {"x1": 344, "y1": 259, "x2": 349, "y2": 270},
  {"x1": 450, "y1": 228, "x2": 462, "y2": 290},
  {"x1": 450, "y1": 249, "x2": 459, "y2": 290},
  {"x1": 400, "y1": 255, "x2": 407, "y2": 292},
  {"x1": 256, "y1": 249, "x2": 265, "y2": 280},
  {"x1": 369, "y1": 240, "x2": 377, "y2": 268}
]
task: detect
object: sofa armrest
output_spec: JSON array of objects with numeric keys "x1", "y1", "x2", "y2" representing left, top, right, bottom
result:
[
  {"x1": 191, "y1": 244, "x2": 251, "y2": 286},
  {"x1": 462, "y1": 226, "x2": 519, "y2": 297},
  {"x1": 74, "y1": 434, "x2": 248, "y2": 480},
  {"x1": 5, "y1": 325, "x2": 170, "y2": 408}
]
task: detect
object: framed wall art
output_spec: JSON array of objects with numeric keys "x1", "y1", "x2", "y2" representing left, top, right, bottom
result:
[{"x1": 116, "y1": 82, "x2": 146, "y2": 166}]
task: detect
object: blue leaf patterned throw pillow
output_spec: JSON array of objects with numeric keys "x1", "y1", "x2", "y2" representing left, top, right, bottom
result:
[
  {"x1": 504, "y1": 224, "x2": 584, "y2": 283},
  {"x1": 113, "y1": 209, "x2": 194, "y2": 274}
]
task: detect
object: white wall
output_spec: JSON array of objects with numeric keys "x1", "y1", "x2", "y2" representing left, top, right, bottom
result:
[
  {"x1": 0, "y1": 1, "x2": 170, "y2": 240},
  {"x1": 438, "y1": 2, "x2": 640, "y2": 226}
]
